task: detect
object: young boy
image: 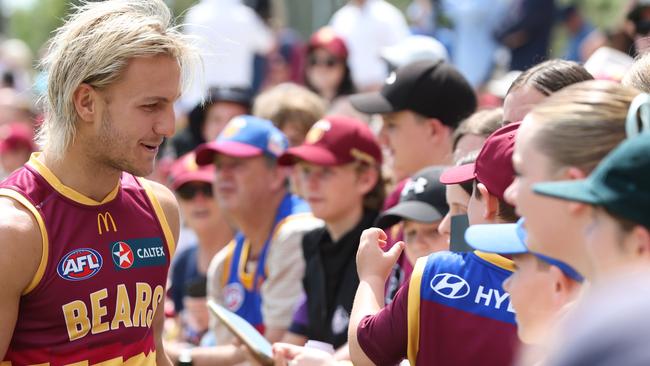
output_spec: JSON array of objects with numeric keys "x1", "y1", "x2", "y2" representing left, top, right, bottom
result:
[
  {"x1": 349, "y1": 123, "x2": 521, "y2": 366},
  {"x1": 465, "y1": 218, "x2": 583, "y2": 344}
]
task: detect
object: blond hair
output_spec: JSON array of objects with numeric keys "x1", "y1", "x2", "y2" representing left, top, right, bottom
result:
[
  {"x1": 39, "y1": 0, "x2": 201, "y2": 158},
  {"x1": 253, "y1": 83, "x2": 326, "y2": 134},
  {"x1": 528, "y1": 80, "x2": 640, "y2": 174},
  {"x1": 623, "y1": 53, "x2": 650, "y2": 93}
]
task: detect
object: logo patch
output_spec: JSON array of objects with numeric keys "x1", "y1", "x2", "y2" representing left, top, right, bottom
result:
[
  {"x1": 57, "y1": 248, "x2": 103, "y2": 281},
  {"x1": 430, "y1": 273, "x2": 471, "y2": 299},
  {"x1": 305, "y1": 119, "x2": 332, "y2": 144},
  {"x1": 111, "y1": 238, "x2": 167, "y2": 270},
  {"x1": 224, "y1": 282, "x2": 245, "y2": 312}
]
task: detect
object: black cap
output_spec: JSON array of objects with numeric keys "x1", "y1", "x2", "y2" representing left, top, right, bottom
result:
[
  {"x1": 628, "y1": 0, "x2": 650, "y2": 22},
  {"x1": 375, "y1": 166, "x2": 449, "y2": 228},
  {"x1": 350, "y1": 60, "x2": 477, "y2": 128}
]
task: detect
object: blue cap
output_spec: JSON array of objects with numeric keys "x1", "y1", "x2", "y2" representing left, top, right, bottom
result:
[
  {"x1": 195, "y1": 115, "x2": 289, "y2": 165},
  {"x1": 465, "y1": 218, "x2": 584, "y2": 282}
]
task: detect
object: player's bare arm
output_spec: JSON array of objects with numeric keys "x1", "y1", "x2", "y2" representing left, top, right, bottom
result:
[{"x1": 0, "y1": 196, "x2": 43, "y2": 358}]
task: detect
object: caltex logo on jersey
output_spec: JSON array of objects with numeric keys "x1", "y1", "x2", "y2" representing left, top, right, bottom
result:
[
  {"x1": 57, "y1": 248, "x2": 103, "y2": 281},
  {"x1": 112, "y1": 241, "x2": 134, "y2": 269}
]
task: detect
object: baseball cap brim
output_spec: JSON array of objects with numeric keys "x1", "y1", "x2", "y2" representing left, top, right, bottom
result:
[
  {"x1": 171, "y1": 170, "x2": 215, "y2": 190},
  {"x1": 533, "y1": 179, "x2": 601, "y2": 205},
  {"x1": 349, "y1": 92, "x2": 395, "y2": 114},
  {"x1": 465, "y1": 221, "x2": 527, "y2": 255},
  {"x1": 195, "y1": 141, "x2": 263, "y2": 166},
  {"x1": 375, "y1": 201, "x2": 445, "y2": 228},
  {"x1": 278, "y1": 145, "x2": 342, "y2": 166},
  {"x1": 439, "y1": 163, "x2": 476, "y2": 185}
]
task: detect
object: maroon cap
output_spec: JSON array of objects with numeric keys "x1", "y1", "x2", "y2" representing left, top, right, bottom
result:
[
  {"x1": 0, "y1": 123, "x2": 35, "y2": 153},
  {"x1": 308, "y1": 27, "x2": 348, "y2": 60},
  {"x1": 168, "y1": 152, "x2": 215, "y2": 190},
  {"x1": 278, "y1": 115, "x2": 382, "y2": 166},
  {"x1": 440, "y1": 122, "x2": 520, "y2": 200}
]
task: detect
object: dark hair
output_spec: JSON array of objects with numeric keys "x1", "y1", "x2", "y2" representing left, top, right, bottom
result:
[
  {"x1": 456, "y1": 151, "x2": 479, "y2": 195},
  {"x1": 304, "y1": 48, "x2": 356, "y2": 100},
  {"x1": 507, "y1": 59, "x2": 594, "y2": 97},
  {"x1": 472, "y1": 180, "x2": 519, "y2": 223},
  {"x1": 452, "y1": 108, "x2": 504, "y2": 150}
]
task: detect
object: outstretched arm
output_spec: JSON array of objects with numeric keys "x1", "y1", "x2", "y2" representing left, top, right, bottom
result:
[{"x1": 348, "y1": 228, "x2": 404, "y2": 366}]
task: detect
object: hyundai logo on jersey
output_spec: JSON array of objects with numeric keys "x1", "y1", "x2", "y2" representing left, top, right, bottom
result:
[
  {"x1": 430, "y1": 273, "x2": 471, "y2": 299},
  {"x1": 111, "y1": 237, "x2": 167, "y2": 270},
  {"x1": 57, "y1": 248, "x2": 103, "y2": 281}
]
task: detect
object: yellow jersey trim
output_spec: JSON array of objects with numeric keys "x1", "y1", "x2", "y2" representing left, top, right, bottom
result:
[
  {"x1": 0, "y1": 188, "x2": 49, "y2": 295},
  {"x1": 27, "y1": 153, "x2": 120, "y2": 206},
  {"x1": 221, "y1": 241, "x2": 236, "y2": 286},
  {"x1": 139, "y1": 178, "x2": 176, "y2": 257},
  {"x1": 474, "y1": 250, "x2": 515, "y2": 272},
  {"x1": 407, "y1": 257, "x2": 426, "y2": 365}
]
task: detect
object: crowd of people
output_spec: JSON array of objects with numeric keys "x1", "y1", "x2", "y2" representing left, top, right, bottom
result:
[{"x1": 3, "y1": 0, "x2": 650, "y2": 365}]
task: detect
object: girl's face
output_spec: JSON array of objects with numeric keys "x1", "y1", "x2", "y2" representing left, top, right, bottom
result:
[
  {"x1": 505, "y1": 117, "x2": 593, "y2": 277},
  {"x1": 306, "y1": 48, "x2": 346, "y2": 96}
]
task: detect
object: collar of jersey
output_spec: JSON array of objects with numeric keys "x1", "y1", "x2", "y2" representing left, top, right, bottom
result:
[{"x1": 27, "y1": 153, "x2": 120, "y2": 206}]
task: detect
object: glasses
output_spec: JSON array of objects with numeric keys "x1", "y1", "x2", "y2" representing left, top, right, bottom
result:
[
  {"x1": 176, "y1": 183, "x2": 213, "y2": 200},
  {"x1": 308, "y1": 55, "x2": 340, "y2": 68}
]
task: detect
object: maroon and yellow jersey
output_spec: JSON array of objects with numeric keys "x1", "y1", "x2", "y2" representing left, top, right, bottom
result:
[{"x1": 0, "y1": 154, "x2": 175, "y2": 366}]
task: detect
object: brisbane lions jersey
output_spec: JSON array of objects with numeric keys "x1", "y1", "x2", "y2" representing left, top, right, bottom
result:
[{"x1": 0, "y1": 154, "x2": 175, "y2": 366}]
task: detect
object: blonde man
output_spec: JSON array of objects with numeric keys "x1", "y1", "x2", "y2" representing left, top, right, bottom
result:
[{"x1": 0, "y1": 1, "x2": 199, "y2": 365}]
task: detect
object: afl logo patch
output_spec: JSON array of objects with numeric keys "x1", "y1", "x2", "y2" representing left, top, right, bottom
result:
[
  {"x1": 224, "y1": 283, "x2": 245, "y2": 312},
  {"x1": 57, "y1": 248, "x2": 103, "y2": 281},
  {"x1": 112, "y1": 241, "x2": 134, "y2": 269}
]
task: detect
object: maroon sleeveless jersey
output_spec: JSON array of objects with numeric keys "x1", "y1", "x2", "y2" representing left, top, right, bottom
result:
[{"x1": 0, "y1": 155, "x2": 176, "y2": 365}]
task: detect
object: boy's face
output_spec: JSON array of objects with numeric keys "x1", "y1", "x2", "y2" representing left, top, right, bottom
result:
[
  {"x1": 402, "y1": 219, "x2": 447, "y2": 264},
  {"x1": 503, "y1": 253, "x2": 559, "y2": 344}
]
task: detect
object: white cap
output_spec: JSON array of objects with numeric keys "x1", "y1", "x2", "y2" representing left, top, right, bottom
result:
[{"x1": 380, "y1": 35, "x2": 449, "y2": 69}]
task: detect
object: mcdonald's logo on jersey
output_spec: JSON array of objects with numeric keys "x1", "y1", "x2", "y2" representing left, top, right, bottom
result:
[{"x1": 98, "y1": 212, "x2": 117, "y2": 235}]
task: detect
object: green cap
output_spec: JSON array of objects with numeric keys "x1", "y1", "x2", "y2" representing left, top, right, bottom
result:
[{"x1": 533, "y1": 133, "x2": 650, "y2": 228}]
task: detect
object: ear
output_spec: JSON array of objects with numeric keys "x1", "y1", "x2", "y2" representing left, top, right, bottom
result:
[
  {"x1": 561, "y1": 167, "x2": 589, "y2": 214},
  {"x1": 548, "y1": 265, "x2": 576, "y2": 304},
  {"x1": 477, "y1": 183, "x2": 498, "y2": 221},
  {"x1": 428, "y1": 118, "x2": 452, "y2": 140},
  {"x1": 356, "y1": 165, "x2": 379, "y2": 196},
  {"x1": 631, "y1": 225, "x2": 650, "y2": 261},
  {"x1": 73, "y1": 83, "x2": 99, "y2": 123},
  {"x1": 269, "y1": 164, "x2": 289, "y2": 191}
]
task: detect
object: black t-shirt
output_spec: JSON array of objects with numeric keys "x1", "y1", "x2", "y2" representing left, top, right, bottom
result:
[{"x1": 290, "y1": 210, "x2": 378, "y2": 348}]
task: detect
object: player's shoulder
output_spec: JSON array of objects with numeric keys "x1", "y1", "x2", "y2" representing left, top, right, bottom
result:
[{"x1": 0, "y1": 195, "x2": 43, "y2": 291}]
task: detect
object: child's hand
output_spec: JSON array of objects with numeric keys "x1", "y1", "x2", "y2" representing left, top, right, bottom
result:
[{"x1": 356, "y1": 228, "x2": 405, "y2": 283}]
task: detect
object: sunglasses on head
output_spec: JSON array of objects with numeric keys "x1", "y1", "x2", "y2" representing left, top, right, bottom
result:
[
  {"x1": 308, "y1": 55, "x2": 340, "y2": 68},
  {"x1": 176, "y1": 183, "x2": 213, "y2": 200}
]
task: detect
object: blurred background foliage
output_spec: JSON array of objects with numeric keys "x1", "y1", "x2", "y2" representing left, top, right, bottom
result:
[{"x1": 3, "y1": 0, "x2": 631, "y2": 62}]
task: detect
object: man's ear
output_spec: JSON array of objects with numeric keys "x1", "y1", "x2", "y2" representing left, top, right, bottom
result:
[
  {"x1": 269, "y1": 164, "x2": 289, "y2": 191},
  {"x1": 477, "y1": 183, "x2": 498, "y2": 220},
  {"x1": 73, "y1": 83, "x2": 99, "y2": 123},
  {"x1": 427, "y1": 118, "x2": 452, "y2": 140},
  {"x1": 548, "y1": 265, "x2": 578, "y2": 304}
]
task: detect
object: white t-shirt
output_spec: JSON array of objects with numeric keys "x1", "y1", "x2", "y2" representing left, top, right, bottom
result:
[
  {"x1": 330, "y1": 0, "x2": 410, "y2": 90},
  {"x1": 181, "y1": 0, "x2": 273, "y2": 111}
]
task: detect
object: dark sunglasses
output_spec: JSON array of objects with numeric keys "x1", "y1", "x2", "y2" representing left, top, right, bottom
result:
[
  {"x1": 308, "y1": 55, "x2": 340, "y2": 68},
  {"x1": 176, "y1": 183, "x2": 213, "y2": 200}
]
